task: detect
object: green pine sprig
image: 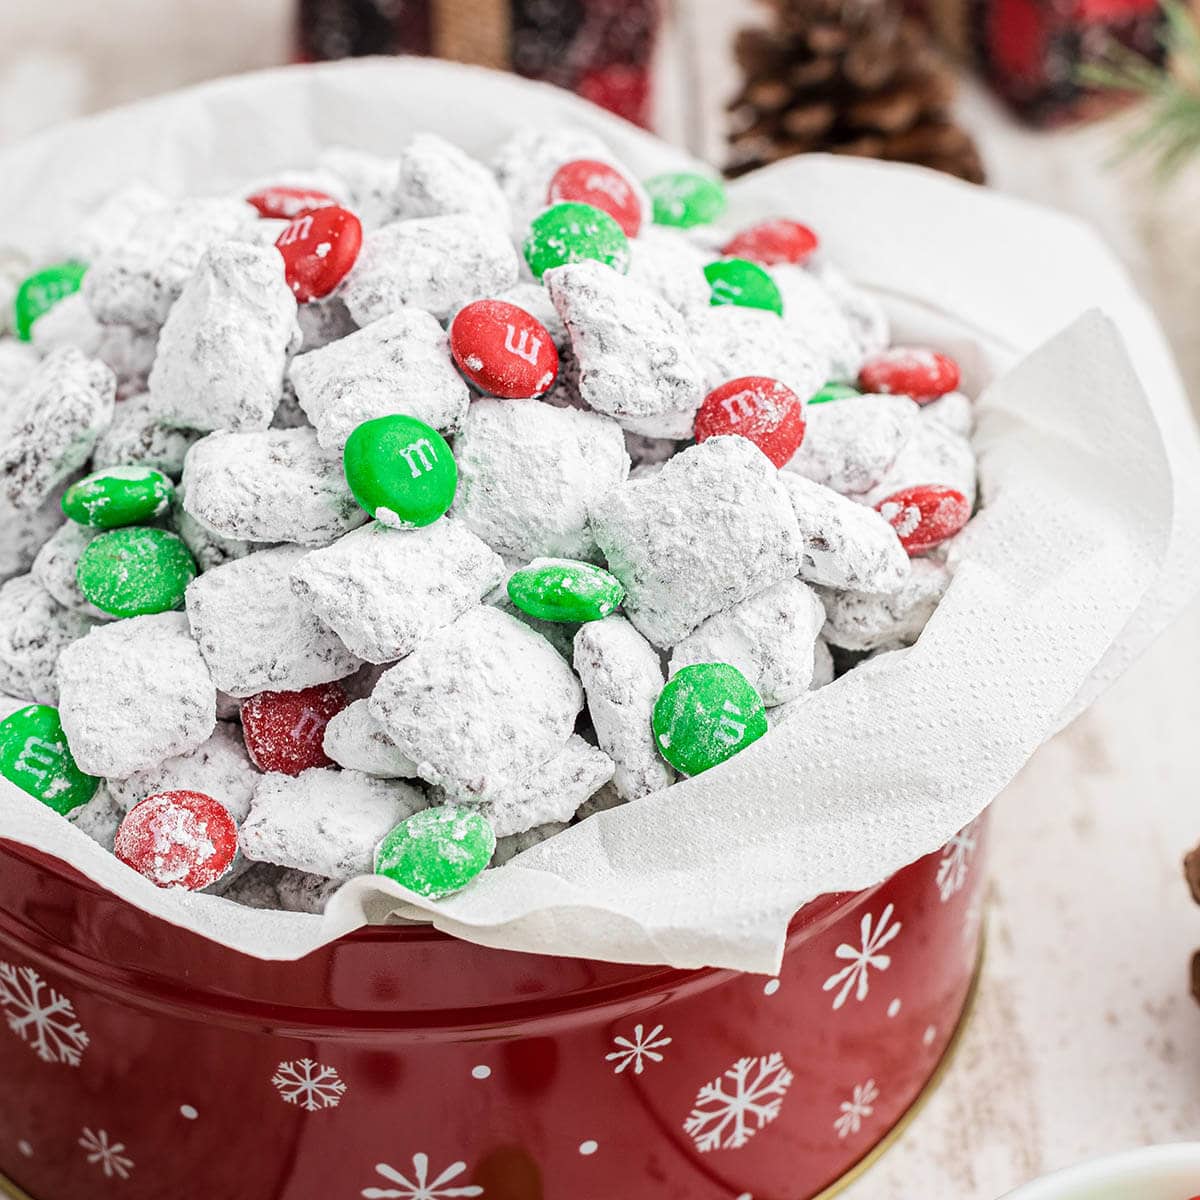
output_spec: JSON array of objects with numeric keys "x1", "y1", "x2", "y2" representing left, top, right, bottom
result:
[{"x1": 1080, "y1": 0, "x2": 1200, "y2": 181}]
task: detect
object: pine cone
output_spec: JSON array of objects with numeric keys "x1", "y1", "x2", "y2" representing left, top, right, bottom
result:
[{"x1": 727, "y1": 0, "x2": 985, "y2": 184}]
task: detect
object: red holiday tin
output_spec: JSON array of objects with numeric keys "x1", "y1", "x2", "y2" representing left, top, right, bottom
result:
[{"x1": 0, "y1": 814, "x2": 986, "y2": 1200}]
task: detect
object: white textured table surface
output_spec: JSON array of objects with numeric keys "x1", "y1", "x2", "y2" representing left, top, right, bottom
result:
[{"x1": 3, "y1": 8, "x2": 1200, "y2": 1197}]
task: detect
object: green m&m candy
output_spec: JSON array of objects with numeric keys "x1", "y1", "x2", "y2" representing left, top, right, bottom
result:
[
  {"x1": 523, "y1": 202, "x2": 630, "y2": 280},
  {"x1": 61, "y1": 466, "x2": 175, "y2": 529},
  {"x1": 644, "y1": 172, "x2": 726, "y2": 228},
  {"x1": 76, "y1": 527, "x2": 197, "y2": 618},
  {"x1": 809, "y1": 381, "x2": 861, "y2": 405},
  {"x1": 704, "y1": 258, "x2": 784, "y2": 315},
  {"x1": 507, "y1": 558, "x2": 625, "y2": 624},
  {"x1": 343, "y1": 414, "x2": 457, "y2": 529},
  {"x1": 0, "y1": 704, "x2": 98, "y2": 815},
  {"x1": 375, "y1": 806, "x2": 496, "y2": 899},
  {"x1": 14, "y1": 261, "x2": 87, "y2": 341},
  {"x1": 652, "y1": 662, "x2": 767, "y2": 777}
]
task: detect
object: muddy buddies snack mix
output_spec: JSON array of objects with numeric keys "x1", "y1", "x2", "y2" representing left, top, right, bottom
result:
[{"x1": 0, "y1": 126, "x2": 980, "y2": 908}]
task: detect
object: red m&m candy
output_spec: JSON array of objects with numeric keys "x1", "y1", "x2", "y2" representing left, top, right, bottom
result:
[
  {"x1": 693, "y1": 376, "x2": 806, "y2": 468},
  {"x1": 859, "y1": 347, "x2": 960, "y2": 402},
  {"x1": 247, "y1": 185, "x2": 336, "y2": 220},
  {"x1": 275, "y1": 205, "x2": 362, "y2": 303},
  {"x1": 241, "y1": 682, "x2": 349, "y2": 776},
  {"x1": 115, "y1": 790, "x2": 238, "y2": 891},
  {"x1": 876, "y1": 485, "x2": 971, "y2": 554},
  {"x1": 721, "y1": 219, "x2": 819, "y2": 266},
  {"x1": 548, "y1": 159, "x2": 643, "y2": 238},
  {"x1": 450, "y1": 300, "x2": 559, "y2": 399}
]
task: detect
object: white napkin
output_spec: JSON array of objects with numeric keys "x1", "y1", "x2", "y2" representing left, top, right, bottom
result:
[{"x1": 1, "y1": 60, "x2": 1196, "y2": 974}]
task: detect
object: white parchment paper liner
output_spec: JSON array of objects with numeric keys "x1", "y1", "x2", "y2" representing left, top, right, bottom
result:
[{"x1": 1, "y1": 61, "x2": 1197, "y2": 974}]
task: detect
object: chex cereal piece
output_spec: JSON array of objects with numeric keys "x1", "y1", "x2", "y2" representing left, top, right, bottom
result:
[
  {"x1": 669, "y1": 578, "x2": 826, "y2": 706},
  {"x1": 369, "y1": 605, "x2": 583, "y2": 801},
  {"x1": 693, "y1": 304, "x2": 828, "y2": 402},
  {"x1": 492, "y1": 821, "x2": 568, "y2": 868},
  {"x1": 289, "y1": 308, "x2": 469, "y2": 450},
  {"x1": 271, "y1": 381, "x2": 310, "y2": 430},
  {"x1": 291, "y1": 519, "x2": 505, "y2": 664},
  {"x1": 922, "y1": 390, "x2": 974, "y2": 438},
  {"x1": 546, "y1": 260, "x2": 703, "y2": 437},
  {"x1": 82, "y1": 197, "x2": 257, "y2": 328},
  {"x1": 171, "y1": 487, "x2": 255, "y2": 572},
  {"x1": 91, "y1": 392, "x2": 200, "y2": 477},
  {"x1": 573, "y1": 779, "x2": 625, "y2": 823},
  {"x1": 773, "y1": 265, "x2": 866, "y2": 381},
  {"x1": 493, "y1": 596, "x2": 577, "y2": 662},
  {"x1": 181, "y1": 428, "x2": 367, "y2": 547},
  {"x1": 0, "y1": 338, "x2": 37, "y2": 402},
  {"x1": 239, "y1": 767, "x2": 427, "y2": 880},
  {"x1": 0, "y1": 347, "x2": 115, "y2": 508},
  {"x1": 812, "y1": 637, "x2": 834, "y2": 689},
  {"x1": 296, "y1": 293, "x2": 357, "y2": 353},
  {"x1": 30, "y1": 292, "x2": 103, "y2": 358},
  {"x1": 0, "y1": 487, "x2": 69, "y2": 585},
  {"x1": 68, "y1": 782, "x2": 123, "y2": 852},
  {"x1": 434, "y1": 734, "x2": 613, "y2": 838},
  {"x1": 0, "y1": 575, "x2": 95, "y2": 704},
  {"x1": 97, "y1": 324, "x2": 160, "y2": 401},
  {"x1": 73, "y1": 182, "x2": 169, "y2": 264},
  {"x1": 56, "y1": 611, "x2": 217, "y2": 778},
  {"x1": 393, "y1": 132, "x2": 510, "y2": 226},
  {"x1": 185, "y1": 545, "x2": 361, "y2": 697},
  {"x1": 490, "y1": 126, "x2": 610, "y2": 234},
  {"x1": 340, "y1": 213, "x2": 519, "y2": 325},
  {"x1": 454, "y1": 398, "x2": 629, "y2": 560},
  {"x1": 778, "y1": 471, "x2": 910, "y2": 594},
  {"x1": 862, "y1": 419, "x2": 978, "y2": 508},
  {"x1": 626, "y1": 226, "x2": 712, "y2": 316},
  {"x1": 149, "y1": 242, "x2": 300, "y2": 433},
  {"x1": 573, "y1": 615, "x2": 675, "y2": 801},
  {"x1": 590, "y1": 436, "x2": 804, "y2": 648},
  {"x1": 323, "y1": 698, "x2": 418, "y2": 778},
  {"x1": 31, "y1": 523, "x2": 109, "y2": 619},
  {"x1": 274, "y1": 868, "x2": 343, "y2": 914},
  {"x1": 819, "y1": 557, "x2": 950, "y2": 652},
  {"x1": 319, "y1": 145, "x2": 401, "y2": 230},
  {"x1": 107, "y1": 721, "x2": 259, "y2": 824},
  {"x1": 216, "y1": 862, "x2": 287, "y2": 910},
  {"x1": 809, "y1": 261, "x2": 890, "y2": 362},
  {"x1": 784, "y1": 393, "x2": 920, "y2": 496},
  {"x1": 624, "y1": 431, "x2": 680, "y2": 471}
]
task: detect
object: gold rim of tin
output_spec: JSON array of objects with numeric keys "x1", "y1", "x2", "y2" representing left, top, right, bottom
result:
[{"x1": 0, "y1": 930, "x2": 987, "y2": 1200}]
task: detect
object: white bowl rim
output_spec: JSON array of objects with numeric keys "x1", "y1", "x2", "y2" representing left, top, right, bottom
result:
[{"x1": 1003, "y1": 1144, "x2": 1200, "y2": 1199}]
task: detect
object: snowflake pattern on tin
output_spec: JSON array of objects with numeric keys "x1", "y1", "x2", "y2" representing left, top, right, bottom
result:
[
  {"x1": 79, "y1": 1128, "x2": 134, "y2": 1180},
  {"x1": 0, "y1": 961, "x2": 89, "y2": 1066},
  {"x1": 606, "y1": 1023, "x2": 672, "y2": 1075},
  {"x1": 833, "y1": 1079, "x2": 879, "y2": 1139},
  {"x1": 271, "y1": 1058, "x2": 347, "y2": 1111},
  {"x1": 935, "y1": 823, "x2": 978, "y2": 902},
  {"x1": 361, "y1": 1153, "x2": 484, "y2": 1199},
  {"x1": 823, "y1": 904, "x2": 901, "y2": 1011},
  {"x1": 682, "y1": 1053, "x2": 794, "y2": 1153}
]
